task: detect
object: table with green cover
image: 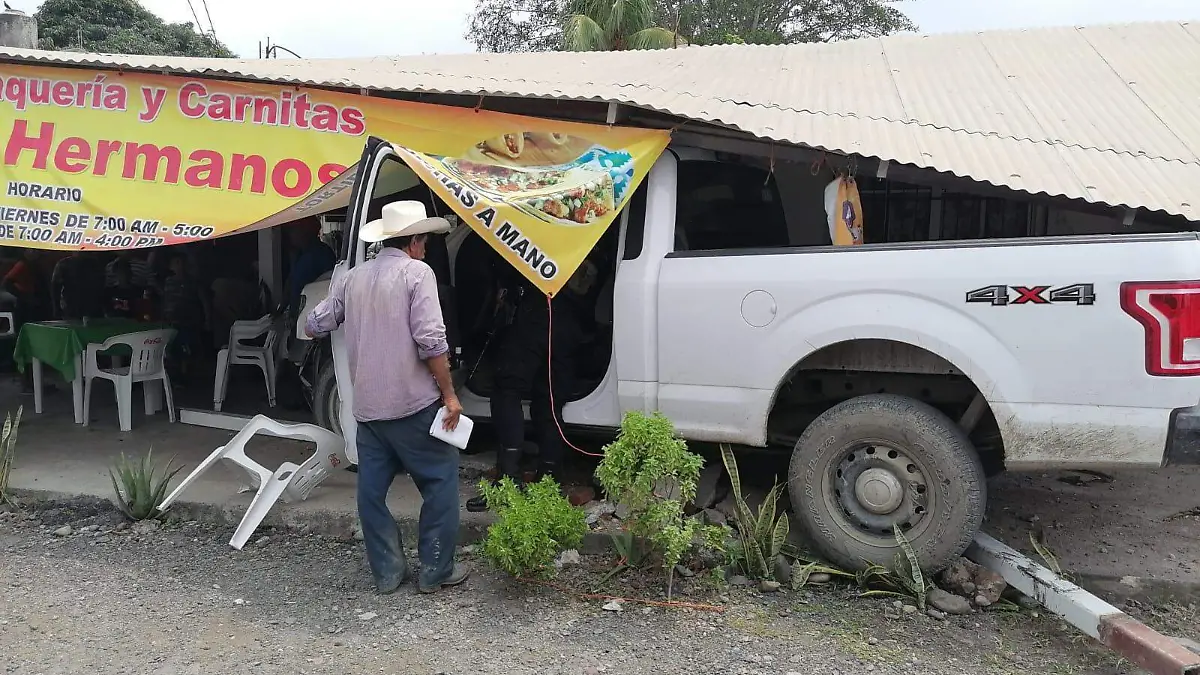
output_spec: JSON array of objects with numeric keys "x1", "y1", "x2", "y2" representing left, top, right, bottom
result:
[{"x1": 12, "y1": 319, "x2": 169, "y2": 423}]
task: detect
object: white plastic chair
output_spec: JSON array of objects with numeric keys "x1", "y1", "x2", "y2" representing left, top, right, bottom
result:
[
  {"x1": 83, "y1": 329, "x2": 177, "y2": 431},
  {"x1": 213, "y1": 315, "x2": 280, "y2": 412},
  {"x1": 157, "y1": 415, "x2": 349, "y2": 549},
  {"x1": 0, "y1": 311, "x2": 14, "y2": 338}
]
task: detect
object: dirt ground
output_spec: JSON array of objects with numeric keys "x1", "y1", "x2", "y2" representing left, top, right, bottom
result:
[
  {"x1": 984, "y1": 467, "x2": 1200, "y2": 598},
  {"x1": 3, "y1": 497, "x2": 1195, "y2": 675}
]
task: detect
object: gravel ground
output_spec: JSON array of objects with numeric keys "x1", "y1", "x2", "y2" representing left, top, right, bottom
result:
[{"x1": 0, "y1": 498, "x2": 1167, "y2": 675}]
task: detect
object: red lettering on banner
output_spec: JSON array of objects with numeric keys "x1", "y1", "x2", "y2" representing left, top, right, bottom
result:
[
  {"x1": 293, "y1": 94, "x2": 311, "y2": 130},
  {"x1": 311, "y1": 104, "x2": 338, "y2": 132},
  {"x1": 3, "y1": 115, "x2": 339, "y2": 199},
  {"x1": 208, "y1": 92, "x2": 233, "y2": 121},
  {"x1": 234, "y1": 95, "x2": 253, "y2": 121},
  {"x1": 317, "y1": 162, "x2": 346, "y2": 184},
  {"x1": 340, "y1": 108, "x2": 366, "y2": 136},
  {"x1": 123, "y1": 143, "x2": 182, "y2": 183},
  {"x1": 55, "y1": 136, "x2": 90, "y2": 173},
  {"x1": 184, "y1": 149, "x2": 225, "y2": 188},
  {"x1": 179, "y1": 82, "x2": 207, "y2": 118},
  {"x1": 272, "y1": 158, "x2": 312, "y2": 198},
  {"x1": 4, "y1": 120, "x2": 52, "y2": 169},
  {"x1": 94, "y1": 140, "x2": 123, "y2": 175},
  {"x1": 50, "y1": 81, "x2": 73, "y2": 106},
  {"x1": 252, "y1": 98, "x2": 278, "y2": 125},
  {"x1": 230, "y1": 154, "x2": 267, "y2": 194}
]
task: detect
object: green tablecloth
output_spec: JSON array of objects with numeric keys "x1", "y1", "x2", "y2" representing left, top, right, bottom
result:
[{"x1": 12, "y1": 319, "x2": 169, "y2": 381}]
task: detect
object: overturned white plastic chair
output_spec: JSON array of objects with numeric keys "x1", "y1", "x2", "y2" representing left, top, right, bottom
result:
[
  {"x1": 213, "y1": 315, "x2": 281, "y2": 412},
  {"x1": 83, "y1": 328, "x2": 177, "y2": 431},
  {"x1": 0, "y1": 311, "x2": 14, "y2": 338},
  {"x1": 158, "y1": 415, "x2": 349, "y2": 549}
]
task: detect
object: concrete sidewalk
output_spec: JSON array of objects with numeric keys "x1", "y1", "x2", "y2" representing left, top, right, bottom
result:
[{"x1": 5, "y1": 383, "x2": 496, "y2": 542}]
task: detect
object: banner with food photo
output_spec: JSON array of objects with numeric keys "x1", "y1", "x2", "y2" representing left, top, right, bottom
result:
[
  {"x1": 0, "y1": 63, "x2": 670, "y2": 283},
  {"x1": 394, "y1": 129, "x2": 660, "y2": 296}
]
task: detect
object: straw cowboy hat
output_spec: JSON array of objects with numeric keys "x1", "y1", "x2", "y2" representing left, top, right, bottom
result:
[{"x1": 358, "y1": 201, "x2": 452, "y2": 243}]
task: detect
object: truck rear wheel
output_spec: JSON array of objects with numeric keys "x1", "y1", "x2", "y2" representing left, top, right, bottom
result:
[
  {"x1": 313, "y1": 360, "x2": 342, "y2": 435},
  {"x1": 787, "y1": 393, "x2": 986, "y2": 573}
]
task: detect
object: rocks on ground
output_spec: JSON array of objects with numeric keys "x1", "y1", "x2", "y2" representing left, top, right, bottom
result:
[
  {"x1": 555, "y1": 549, "x2": 582, "y2": 570},
  {"x1": 939, "y1": 557, "x2": 1008, "y2": 607},
  {"x1": 928, "y1": 588, "x2": 973, "y2": 615}
]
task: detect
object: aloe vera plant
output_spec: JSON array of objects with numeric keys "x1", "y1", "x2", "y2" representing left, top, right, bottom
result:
[
  {"x1": 0, "y1": 407, "x2": 21, "y2": 505},
  {"x1": 720, "y1": 443, "x2": 789, "y2": 581},
  {"x1": 109, "y1": 448, "x2": 183, "y2": 521}
]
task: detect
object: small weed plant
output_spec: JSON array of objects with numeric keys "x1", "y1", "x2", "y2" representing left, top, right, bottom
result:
[
  {"x1": 720, "y1": 444, "x2": 789, "y2": 581},
  {"x1": 479, "y1": 476, "x2": 587, "y2": 579},
  {"x1": 789, "y1": 525, "x2": 933, "y2": 610},
  {"x1": 109, "y1": 448, "x2": 182, "y2": 521},
  {"x1": 0, "y1": 407, "x2": 21, "y2": 505},
  {"x1": 595, "y1": 411, "x2": 727, "y2": 598}
]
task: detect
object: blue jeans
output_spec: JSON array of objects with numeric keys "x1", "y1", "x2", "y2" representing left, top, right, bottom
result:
[{"x1": 356, "y1": 404, "x2": 461, "y2": 591}]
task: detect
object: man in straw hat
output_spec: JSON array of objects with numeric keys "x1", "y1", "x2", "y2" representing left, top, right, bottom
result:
[{"x1": 305, "y1": 200, "x2": 469, "y2": 595}]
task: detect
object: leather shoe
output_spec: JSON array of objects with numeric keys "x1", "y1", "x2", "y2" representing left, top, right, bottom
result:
[{"x1": 418, "y1": 564, "x2": 470, "y2": 594}]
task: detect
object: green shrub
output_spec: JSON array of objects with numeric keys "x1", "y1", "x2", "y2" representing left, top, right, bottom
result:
[
  {"x1": 109, "y1": 448, "x2": 182, "y2": 521},
  {"x1": 595, "y1": 411, "x2": 727, "y2": 598},
  {"x1": 479, "y1": 476, "x2": 587, "y2": 578},
  {"x1": 0, "y1": 407, "x2": 21, "y2": 505},
  {"x1": 721, "y1": 444, "x2": 789, "y2": 580}
]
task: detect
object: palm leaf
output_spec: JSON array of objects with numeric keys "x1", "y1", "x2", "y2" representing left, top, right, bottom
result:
[
  {"x1": 627, "y1": 26, "x2": 682, "y2": 49},
  {"x1": 562, "y1": 14, "x2": 608, "y2": 51}
]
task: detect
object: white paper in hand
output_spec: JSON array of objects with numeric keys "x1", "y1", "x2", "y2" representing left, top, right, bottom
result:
[{"x1": 429, "y1": 406, "x2": 473, "y2": 450}]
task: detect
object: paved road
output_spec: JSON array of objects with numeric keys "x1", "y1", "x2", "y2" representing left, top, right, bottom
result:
[{"x1": 0, "y1": 499, "x2": 1139, "y2": 675}]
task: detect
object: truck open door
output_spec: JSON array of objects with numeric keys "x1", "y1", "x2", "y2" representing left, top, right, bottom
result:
[{"x1": 326, "y1": 136, "x2": 403, "y2": 463}]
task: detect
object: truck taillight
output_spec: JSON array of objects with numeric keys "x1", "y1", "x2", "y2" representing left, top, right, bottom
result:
[{"x1": 1120, "y1": 281, "x2": 1200, "y2": 376}]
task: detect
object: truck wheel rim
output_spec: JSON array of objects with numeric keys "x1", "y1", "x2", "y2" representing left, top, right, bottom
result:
[{"x1": 828, "y1": 441, "x2": 931, "y2": 538}]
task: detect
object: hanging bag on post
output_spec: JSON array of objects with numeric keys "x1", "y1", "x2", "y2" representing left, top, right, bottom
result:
[{"x1": 824, "y1": 175, "x2": 865, "y2": 246}]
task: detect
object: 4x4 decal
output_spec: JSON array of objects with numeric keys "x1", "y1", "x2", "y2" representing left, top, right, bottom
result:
[{"x1": 966, "y1": 284, "x2": 1095, "y2": 306}]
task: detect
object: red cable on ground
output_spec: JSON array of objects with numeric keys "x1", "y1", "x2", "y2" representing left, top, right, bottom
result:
[{"x1": 547, "y1": 294, "x2": 604, "y2": 458}]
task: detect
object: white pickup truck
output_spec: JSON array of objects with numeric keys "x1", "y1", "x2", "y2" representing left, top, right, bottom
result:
[{"x1": 296, "y1": 136, "x2": 1200, "y2": 572}]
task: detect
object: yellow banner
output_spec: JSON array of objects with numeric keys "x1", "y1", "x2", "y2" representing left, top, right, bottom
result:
[{"x1": 0, "y1": 64, "x2": 669, "y2": 295}]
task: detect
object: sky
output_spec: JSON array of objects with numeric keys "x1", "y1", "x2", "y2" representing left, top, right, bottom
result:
[{"x1": 12, "y1": 0, "x2": 1200, "y2": 58}]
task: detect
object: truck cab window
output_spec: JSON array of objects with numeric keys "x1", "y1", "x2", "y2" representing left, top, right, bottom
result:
[
  {"x1": 621, "y1": 183, "x2": 648, "y2": 261},
  {"x1": 675, "y1": 161, "x2": 789, "y2": 251}
]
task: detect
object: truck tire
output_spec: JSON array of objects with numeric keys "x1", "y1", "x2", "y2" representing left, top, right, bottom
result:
[
  {"x1": 787, "y1": 393, "x2": 986, "y2": 574},
  {"x1": 312, "y1": 360, "x2": 342, "y2": 435}
]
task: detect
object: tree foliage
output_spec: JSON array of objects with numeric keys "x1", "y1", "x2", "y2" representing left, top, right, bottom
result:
[
  {"x1": 562, "y1": 0, "x2": 683, "y2": 51},
  {"x1": 465, "y1": 0, "x2": 916, "y2": 52},
  {"x1": 35, "y1": 0, "x2": 235, "y2": 57}
]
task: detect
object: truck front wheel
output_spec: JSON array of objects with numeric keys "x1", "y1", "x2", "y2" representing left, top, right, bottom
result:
[
  {"x1": 313, "y1": 360, "x2": 342, "y2": 435},
  {"x1": 787, "y1": 393, "x2": 986, "y2": 573}
]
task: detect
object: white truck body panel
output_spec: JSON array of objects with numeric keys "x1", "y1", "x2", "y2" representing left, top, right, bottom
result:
[{"x1": 309, "y1": 142, "x2": 1200, "y2": 470}]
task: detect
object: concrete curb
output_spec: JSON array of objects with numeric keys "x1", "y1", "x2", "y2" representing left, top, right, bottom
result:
[{"x1": 969, "y1": 533, "x2": 1200, "y2": 675}]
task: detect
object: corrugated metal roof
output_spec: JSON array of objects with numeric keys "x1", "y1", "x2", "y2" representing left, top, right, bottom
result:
[{"x1": 2, "y1": 21, "x2": 1198, "y2": 220}]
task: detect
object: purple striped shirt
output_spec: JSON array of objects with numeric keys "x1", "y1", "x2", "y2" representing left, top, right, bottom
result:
[{"x1": 305, "y1": 248, "x2": 448, "y2": 422}]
